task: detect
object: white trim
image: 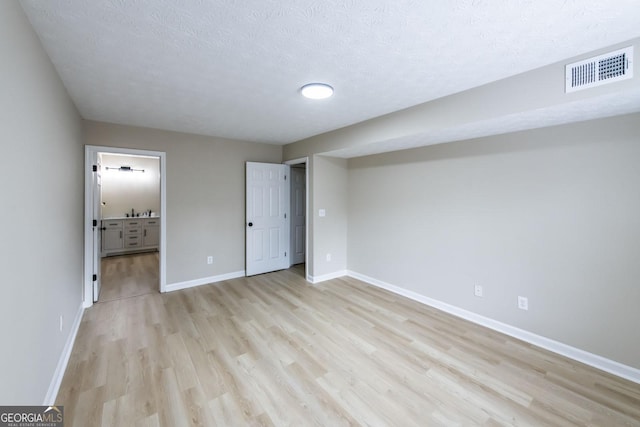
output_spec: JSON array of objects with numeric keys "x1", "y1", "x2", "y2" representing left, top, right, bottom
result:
[
  {"x1": 43, "y1": 303, "x2": 84, "y2": 405},
  {"x1": 309, "y1": 270, "x2": 347, "y2": 284},
  {"x1": 347, "y1": 270, "x2": 640, "y2": 385},
  {"x1": 166, "y1": 270, "x2": 246, "y2": 292},
  {"x1": 83, "y1": 148, "x2": 94, "y2": 308},
  {"x1": 284, "y1": 157, "x2": 308, "y2": 165},
  {"x1": 84, "y1": 145, "x2": 167, "y2": 307}
]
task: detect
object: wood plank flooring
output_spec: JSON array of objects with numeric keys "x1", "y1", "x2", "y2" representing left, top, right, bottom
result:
[
  {"x1": 99, "y1": 252, "x2": 159, "y2": 303},
  {"x1": 57, "y1": 267, "x2": 640, "y2": 426}
]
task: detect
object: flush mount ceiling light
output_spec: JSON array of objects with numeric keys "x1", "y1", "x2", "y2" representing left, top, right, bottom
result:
[{"x1": 300, "y1": 83, "x2": 334, "y2": 99}]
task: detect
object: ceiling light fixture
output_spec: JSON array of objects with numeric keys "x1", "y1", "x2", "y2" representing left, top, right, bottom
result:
[
  {"x1": 105, "y1": 166, "x2": 145, "y2": 172},
  {"x1": 301, "y1": 83, "x2": 334, "y2": 99}
]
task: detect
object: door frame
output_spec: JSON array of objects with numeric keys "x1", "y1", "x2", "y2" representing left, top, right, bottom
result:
[
  {"x1": 92, "y1": 152, "x2": 102, "y2": 302},
  {"x1": 284, "y1": 157, "x2": 310, "y2": 282},
  {"x1": 83, "y1": 145, "x2": 167, "y2": 308}
]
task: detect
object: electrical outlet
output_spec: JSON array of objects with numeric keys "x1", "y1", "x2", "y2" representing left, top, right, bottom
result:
[
  {"x1": 207, "y1": 256, "x2": 213, "y2": 265},
  {"x1": 518, "y1": 296, "x2": 529, "y2": 311},
  {"x1": 59, "y1": 315, "x2": 64, "y2": 332},
  {"x1": 319, "y1": 209, "x2": 326, "y2": 217},
  {"x1": 326, "y1": 253, "x2": 331, "y2": 262},
  {"x1": 474, "y1": 285, "x2": 483, "y2": 297}
]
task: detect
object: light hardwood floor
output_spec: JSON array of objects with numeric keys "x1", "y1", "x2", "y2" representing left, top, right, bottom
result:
[
  {"x1": 57, "y1": 267, "x2": 640, "y2": 426},
  {"x1": 99, "y1": 252, "x2": 159, "y2": 303}
]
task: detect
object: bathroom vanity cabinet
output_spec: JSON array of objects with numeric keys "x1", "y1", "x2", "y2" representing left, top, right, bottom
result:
[{"x1": 101, "y1": 217, "x2": 160, "y2": 257}]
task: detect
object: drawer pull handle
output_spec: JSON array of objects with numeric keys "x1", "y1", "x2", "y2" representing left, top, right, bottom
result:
[
  {"x1": 119, "y1": 231, "x2": 122, "y2": 238},
  {"x1": 144, "y1": 229, "x2": 147, "y2": 237}
]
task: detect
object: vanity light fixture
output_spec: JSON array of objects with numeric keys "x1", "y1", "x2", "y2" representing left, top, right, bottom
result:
[
  {"x1": 301, "y1": 83, "x2": 334, "y2": 99},
  {"x1": 105, "y1": 166, "x2": 145, "y2": 172}
]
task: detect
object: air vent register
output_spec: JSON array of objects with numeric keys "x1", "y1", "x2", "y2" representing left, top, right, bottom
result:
[{"x1": 565, "y1": 46, "x2": 633, "y2": 93}]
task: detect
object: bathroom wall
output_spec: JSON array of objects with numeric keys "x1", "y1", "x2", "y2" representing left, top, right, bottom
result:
[{"x1": 100, "y1": 154, "x2": 160, "y2": 218}]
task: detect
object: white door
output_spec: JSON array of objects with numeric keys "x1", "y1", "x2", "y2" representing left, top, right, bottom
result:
[
  {"x1": 290, "y1": 166, "x2": 306, "y2": 266},
  {"x1": 246, "y1": 162, "x2": 290, "y2": 276},
  {"x1": 92, "y1": 154, "x2": 102, "y2": 302}
]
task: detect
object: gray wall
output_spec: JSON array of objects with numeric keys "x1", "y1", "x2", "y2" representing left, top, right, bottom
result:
[
  {"x1": 312, "y1": 156, "x2": 348, "y2": 278},
  {"x1": 86, "y1": 121, "x2": 282, "y2": 284},
  {"x1": 0, "y1": 2, "x2": 84, "y2": 403},
  {"x1": 348, "y1": 113, "x2": 640, "y2": 369},
  {"x1": 284, "y1": 37, "x2": 640, "y2": 289},
  {"x1": 283, "y1": 37, "x2": 640, "y2": 369}
]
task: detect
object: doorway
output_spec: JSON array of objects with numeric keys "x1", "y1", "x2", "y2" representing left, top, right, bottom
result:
[
  {"x1": 289, "y1": 164, "x2": 306, "y2": 264},
  {"x1": 244, "y1": 158, "x2": 309, "y2": 281},
  {"x1": 99, "y1": 153, "x2": 160, "y2": 302},
  {"x1": 84, "y1": 145, "x2": 167, "y2": 308},
  {"x1": 285, "y1": 157, "x2": 308, "y2": 281}
]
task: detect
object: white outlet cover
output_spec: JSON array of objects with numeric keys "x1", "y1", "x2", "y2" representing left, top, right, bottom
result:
[
  {"x1": 319, "y1": 209, "x2": 326, "y2": 217},
  {"x1": 518, "y1": 296, "x2": 529, "y2": 310},
  {"x1": 474, "y1": 285, "x2": 483, "y2": 297},
  {"x1": 326, "y1": 253, "x2": 332, "y2": 262},
  {"x1": 207, "y1": 256, "x2": 213, "y2": 264}
]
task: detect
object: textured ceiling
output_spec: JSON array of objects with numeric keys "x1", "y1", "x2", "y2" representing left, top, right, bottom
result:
[{"x1": 19, "y1": 0, "x2": 640, "y2": 147}]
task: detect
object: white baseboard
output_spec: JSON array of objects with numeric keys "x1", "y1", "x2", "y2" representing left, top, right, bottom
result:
[
  {"x1": 43, "y1": 303, "x2": 84, "y2": 405},
  {"x1": 165, "y1": 270, "x2": 246, "y2": 292},
  {"x1": 347, "y1": 270, "x2": 640, "y2": 385},
  {"x1": 309, "y1": 270, "x2": 347, "y2": 284}
]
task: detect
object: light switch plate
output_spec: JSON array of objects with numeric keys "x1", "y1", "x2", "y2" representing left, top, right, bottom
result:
[
  {"x1": 319, "y1": 209, "x2": 326, "y2": 217},
  {"x1": 518, "y1": 296, "x2": 529, "y2": 310}
]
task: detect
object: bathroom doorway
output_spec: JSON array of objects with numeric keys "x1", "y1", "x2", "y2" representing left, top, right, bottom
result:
[
  {"x1": 98, "y1": 153, "x2": 160, "y2": 302},
  {"x1": 84, "y1": 145, "x2": 167, "y2": 307}
]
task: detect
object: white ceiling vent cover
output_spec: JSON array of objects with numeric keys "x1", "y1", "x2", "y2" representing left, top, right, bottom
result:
[{"x1": 566, "y1": 46, "x2": 633, "y2": 93}]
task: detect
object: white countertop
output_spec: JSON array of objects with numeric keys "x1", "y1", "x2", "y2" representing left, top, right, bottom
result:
[{"x1": 102, "y1": 215, "x2": 160, "y2": 220}]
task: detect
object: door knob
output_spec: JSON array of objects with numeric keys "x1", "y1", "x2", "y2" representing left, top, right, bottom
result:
[{"x1": 248, "y1": 222, "x2": 253, "y2": 227}]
